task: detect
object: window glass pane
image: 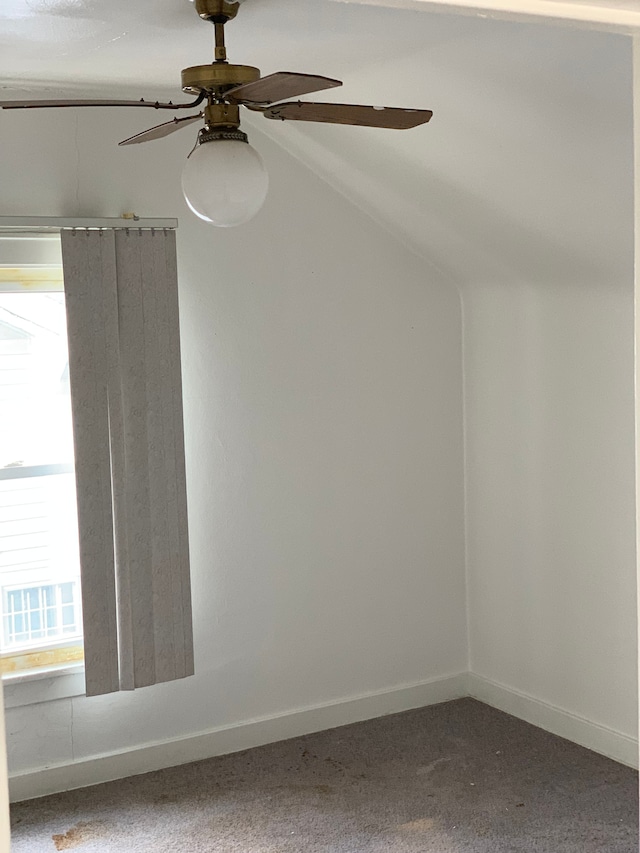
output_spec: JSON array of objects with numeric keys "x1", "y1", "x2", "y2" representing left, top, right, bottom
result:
[
  {"x1": 30, "y1": 609, "x2": 42, "y2": 634},
  {"x1": 13, "y1": 613, "x2": 24, "y2": 639},
  {"x1": 60, "y1": 581, "x2": 73, "y2": 605},
  {"x1": 0, "y1": 278, "x2": 84, "y2": 661},
  {"x1": 0, "y1": 292, "x2": 73, "y2": 468},
  {"x1": 45, "y1": 605, "x2": 58, "y2": 631},
  {"x1": 61, "y1": 604, "x2": 75, "y2": 627}
]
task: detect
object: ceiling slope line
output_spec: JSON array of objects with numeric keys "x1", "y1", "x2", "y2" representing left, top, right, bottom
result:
[{"x1": 242, "y1": 113, "x2": 463, "y2": 294}]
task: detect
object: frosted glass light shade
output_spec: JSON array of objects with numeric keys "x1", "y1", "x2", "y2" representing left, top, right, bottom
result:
[{"x1": 181, "y1": 138, "x2": 269, "y2": 227}]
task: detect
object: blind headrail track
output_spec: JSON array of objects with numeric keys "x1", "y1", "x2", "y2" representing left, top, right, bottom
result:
[{"x1": 0, "y1": 217, "x2": 178, "y2": 233}]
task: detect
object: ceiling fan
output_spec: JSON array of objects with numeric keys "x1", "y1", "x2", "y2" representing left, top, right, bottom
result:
[{"x1": 0, "y1": 0, "x2": 433, "y2": 227}]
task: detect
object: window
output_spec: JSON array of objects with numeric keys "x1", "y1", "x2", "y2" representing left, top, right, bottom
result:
[
  {"x1": 0, "y1": 254, "x2": 84, "y2": 676},
  {"x1": 4, "y1": 581, "x2": 80, "y2": 646},
  {"x1": 1, "y1": 222, "x2": 192, "y2": 697}
]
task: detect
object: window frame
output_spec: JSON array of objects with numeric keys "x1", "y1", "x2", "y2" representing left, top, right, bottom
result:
[
  {"x1": 0, "y1": 217, "x2": 179, "y2": 705},
  {"x1": 0, "y1": 257, "x2": 85, "y2": 683}
]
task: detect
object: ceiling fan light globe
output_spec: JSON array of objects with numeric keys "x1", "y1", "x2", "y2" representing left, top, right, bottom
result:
[{"x1": 181, "y1": 138, "x2": 268, "y2": 227}]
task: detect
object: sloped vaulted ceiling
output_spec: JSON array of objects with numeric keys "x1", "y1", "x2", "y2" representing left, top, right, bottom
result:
[
  {"x1": 0, "y1": 0, "x2": 634, "y2": 289},
  {"x1": 335, "y1": 0, "x2": 640, "y2": 32},
  {"x1": 248, "y1": 8, "x2": 634, "y2": 290}
]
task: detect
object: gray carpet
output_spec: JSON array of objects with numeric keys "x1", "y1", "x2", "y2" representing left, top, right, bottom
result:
[{"x1": 11, "y1": 698, "x2": 638, "y2": 852}]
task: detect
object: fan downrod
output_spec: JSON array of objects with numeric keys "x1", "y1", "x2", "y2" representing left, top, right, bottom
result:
[{"x1": 182, "y1": 0, "x2": 257, "y2": 97}]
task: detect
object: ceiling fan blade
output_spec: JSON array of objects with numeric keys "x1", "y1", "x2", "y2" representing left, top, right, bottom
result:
[
  {"x1": 118, "y1": 113, "x2": 203, "y2": 146},
  {"x1": 226, "y1": 72, "x2": 342, "y2": 106},
  {"x1": 262, "y1": 102, "x2": 433, "y2": 129},
  {"x1": 0, "y1": 94, "x2": 205, "y2": 111}
]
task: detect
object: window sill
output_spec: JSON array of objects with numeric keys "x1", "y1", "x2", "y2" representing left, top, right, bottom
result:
[{"x1": 2, "y1": 663, "x2": 85, "y2": 709}]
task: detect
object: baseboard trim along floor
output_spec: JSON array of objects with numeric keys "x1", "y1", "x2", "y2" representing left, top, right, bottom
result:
[
  {"x1": 467, "y1": 673, "x2": 638, "y2": 770},
  {"x1": 9, "y1": 671, "x2": 638, "y2": 802},
  {"x1": 9, "y1": 672, "x2": 468, "y2": 802}
]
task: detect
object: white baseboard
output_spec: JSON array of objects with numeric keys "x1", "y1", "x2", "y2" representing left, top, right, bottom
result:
[
  {"x1": 467, "y1": 673, "x2": 639, "y2": 770},
  {"x1": 9, "y1": 672, "x2": 467, "y2": 802},
  {"x1": 11, "y1": 671, "x2": 637, "y2": 802}
]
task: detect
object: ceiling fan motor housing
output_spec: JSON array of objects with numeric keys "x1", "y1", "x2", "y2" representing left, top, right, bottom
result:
[
  {"x1": 181, "y1": 64, "x2": 260, "y2": 97},
  {"x1": 194, "y1": 0, "x2": 241, "y2": 23}
]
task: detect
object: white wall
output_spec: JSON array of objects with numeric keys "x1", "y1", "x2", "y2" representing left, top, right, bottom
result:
[
  {"x1": 0, "y1": 107, "x2": 467, "y2": 778},
  {"x1": 463, "y1": 280, "x2": 637, "y2": 739},
  {"x1": 459, "y1": 27, "x2": 638, "y2": 741},
  {"x1": 253, "y1": 10, "x2": 638, "y2": 746}
]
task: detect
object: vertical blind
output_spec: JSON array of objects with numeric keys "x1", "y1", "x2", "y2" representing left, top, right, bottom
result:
[{"x1": 61, "y1": 228, "x2": 193, "y2": 697}]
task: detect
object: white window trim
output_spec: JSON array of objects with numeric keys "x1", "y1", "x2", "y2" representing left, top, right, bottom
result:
[{"x1": 3, "y1": 663, "x2": 85, "y2": 708}]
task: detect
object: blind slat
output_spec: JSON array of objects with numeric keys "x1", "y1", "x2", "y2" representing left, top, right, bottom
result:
[{"x1": 61, "y1": 230, "x2": 119, "y2": 697}]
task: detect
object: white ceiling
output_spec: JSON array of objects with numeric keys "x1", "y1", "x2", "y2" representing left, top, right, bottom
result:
[
  {"x1": 249, "y1": 10, "x2": 632, "y2": 288},
  {"x1": 0, "y1": 0, "x2": 633, "y2": 291},
  {"x1": 0, "y1": 0, "x2": 634, "y2": 98},
  {"x1": 336, "y1": 0, "x2": 640, "y2": 32},
  {"x1": 0, "y1": 0, "x2": 475, "y2": 97}
]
